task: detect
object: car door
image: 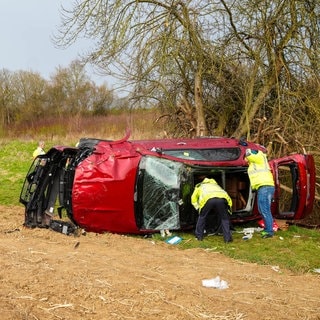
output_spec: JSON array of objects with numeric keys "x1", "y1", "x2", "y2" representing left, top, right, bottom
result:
[{"x1": 269, "y1": 154, "x2": 315, "y2": 220}]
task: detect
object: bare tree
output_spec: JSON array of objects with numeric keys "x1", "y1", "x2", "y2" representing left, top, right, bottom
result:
[
  {"x1": 55, "y1": 0, "x2": 320, "y2": 146},
  {"x1": 55, "y1": 0, "x2": 233, "y2": 136},
  {"x1": 0, "y1": 62, "x2": 115, "y2": 131},
  {"x1": 217, "y1": 0, "x2": 320, "y2": 147},
  {"x1": 0, "y1": 69, "x2": 15, "y2": 127},
  {"x1": 47, "y1": 60, "x2": 113, "y2": 117}
]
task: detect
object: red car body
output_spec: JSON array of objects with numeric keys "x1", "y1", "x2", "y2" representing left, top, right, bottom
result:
[{"x1": 20, "y1": 134, "x2": 315, "y2": 235}]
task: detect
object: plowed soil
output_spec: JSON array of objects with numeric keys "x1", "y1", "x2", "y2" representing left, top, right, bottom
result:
[{"x1": 1, "y1": 205, "x2": 320, "y2": 320}]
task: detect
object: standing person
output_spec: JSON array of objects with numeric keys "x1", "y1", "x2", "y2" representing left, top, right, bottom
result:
[
  {"x1": 33, "y1": 141, "x2": 45, "y2": 159},
  {"x1": 245, "y1": 149, "x2": 275, "y2": 238},
  {"x1": 191, "y1": 176, "x2": 233, "y2": 243}
]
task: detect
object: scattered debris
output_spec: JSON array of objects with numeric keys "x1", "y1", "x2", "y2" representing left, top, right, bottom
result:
[
  {"x1": 258, "y1": 219, "x2": 280, "y2": 231},
  {"x1": 160, "y1": 229, "x2": 172, "y2": 237},
  {"x1": 4, "y1": 228, "x2": 20, "y2": 234},
  {"x1": 242, "y1": 233, "x2": 253, "y2": 240},
  {"x1": 271, "y1": 265, "x2": 281, "y2": 272},
  {"x1": 240, "y1": 227, "x2": 263, "y2": 240},
  {"x1": 202, "y1": 276, "x2": 229, "y2": 289},
  {"x1": 165, "y1": 236, "x2": 182, "y2": 245}
]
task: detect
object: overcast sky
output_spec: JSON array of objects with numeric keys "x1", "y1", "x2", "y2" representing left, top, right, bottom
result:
[{"x1": 0, "y1": 0, "x2": 110, "y2": 86}]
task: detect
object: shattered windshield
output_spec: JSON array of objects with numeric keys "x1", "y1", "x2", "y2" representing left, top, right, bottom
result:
[
  {"x1": 162, "y1": 148, "x2": 241, "y2": 161},
  {"x1": 138, "y1": 156, "x2": 184, "y2": 230}
]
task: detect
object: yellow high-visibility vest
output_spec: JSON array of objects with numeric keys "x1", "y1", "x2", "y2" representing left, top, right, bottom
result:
[
  {"x1": 246, "y1": 150, "x2": 274, "y2": 190},
  {"x1": 191, "y1": 178, "x2": 232, "y2": 212}
]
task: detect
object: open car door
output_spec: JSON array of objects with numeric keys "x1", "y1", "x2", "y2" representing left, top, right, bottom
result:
[{"x1": 269, "y1": 154, "x2": 315, "y2": 220}]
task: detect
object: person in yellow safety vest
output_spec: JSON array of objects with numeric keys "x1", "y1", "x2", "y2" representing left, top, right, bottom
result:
[
  {"x1": 245, "y1": 148, "x2": 275, "y2": 238},
  {"x1": 191, "y1": 176, "x2": 233, "y2": 243},
  {"x1": 32, "y1": 141, "x2": 46, "y2": 159}
]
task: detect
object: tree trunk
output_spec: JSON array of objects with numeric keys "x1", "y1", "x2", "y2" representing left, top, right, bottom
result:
[{"x1": 194, "y1": 70, "x2": 208, "y2": 136}]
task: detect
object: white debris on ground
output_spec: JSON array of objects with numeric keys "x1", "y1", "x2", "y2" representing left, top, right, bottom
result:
[{"x1": 202, "y1": 276, "x2": 229, "y2": 289}]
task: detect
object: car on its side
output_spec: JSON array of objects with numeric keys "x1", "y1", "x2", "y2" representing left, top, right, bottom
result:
[{"x1": 20, "y1": 133, "x2": 315, "y2": 235}]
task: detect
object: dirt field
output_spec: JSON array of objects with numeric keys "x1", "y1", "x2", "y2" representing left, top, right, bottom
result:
[{"x1": 1, "y1": 205, "x2": 320, "y2": 320}]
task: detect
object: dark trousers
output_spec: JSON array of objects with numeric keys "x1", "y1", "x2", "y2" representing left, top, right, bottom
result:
[{"x1": 195, "y1": 198, "x2": 232, "y2": 242}]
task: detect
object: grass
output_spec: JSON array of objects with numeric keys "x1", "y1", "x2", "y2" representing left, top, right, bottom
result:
[
  {"x1": 0, "y1": 140, "x2": 35, "y2": 205},
  {"x1": 1, "y1": 138, "x2": 320, "y2": 275},
  {"x1": 151, "y1": 225, "x2": 320, "y2": 274},
  {"x1": 0, "y1": 110, "x2": 162, "y2": 205}
]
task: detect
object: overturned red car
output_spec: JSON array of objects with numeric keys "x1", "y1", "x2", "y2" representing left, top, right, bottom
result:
[{"x1": 20, "y1": 133, "x2": 315, "y2": 235}]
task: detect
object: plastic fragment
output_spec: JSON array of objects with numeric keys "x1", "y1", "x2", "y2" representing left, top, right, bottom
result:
[
  {"x1": 165, "y1": 236, "x2": 182, "y2": 245},
  {"x1": 202, "y1": 276, "x2": 229, "y2": 289}
]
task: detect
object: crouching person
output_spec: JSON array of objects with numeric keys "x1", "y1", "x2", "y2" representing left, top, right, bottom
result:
[{"x1": 191, "y1": 176, "x2": 233, "y2": 243}]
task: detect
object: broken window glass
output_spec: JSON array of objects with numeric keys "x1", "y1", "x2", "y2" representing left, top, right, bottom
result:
[
  {"x1": 162, "y1": 148, "x2": 241, "y2": 161},
  {"x1": 139, "y1": 156, "x2": 183, "y2": 230}
]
